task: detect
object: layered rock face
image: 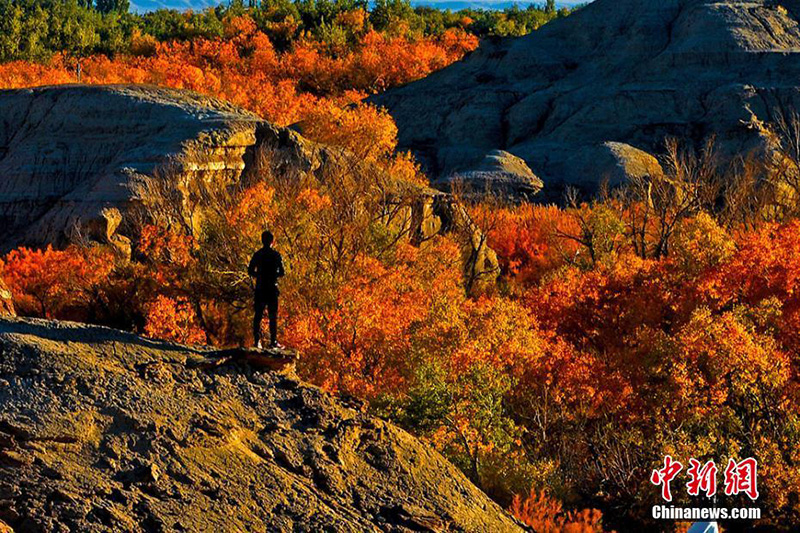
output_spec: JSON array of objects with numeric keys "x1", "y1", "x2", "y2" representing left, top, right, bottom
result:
[
  {"x1": 373, "y1": 0, "x2": 800, "y2": 197},
  {"x1": 0, "y1": 85, "x2": 263, "y2": 250},
  {"x1": 0, "y1": 85, "x2": 498, "y2": 281},
  {"x1": 0, "y1": 318, "x2": 523, "y2": 532}
]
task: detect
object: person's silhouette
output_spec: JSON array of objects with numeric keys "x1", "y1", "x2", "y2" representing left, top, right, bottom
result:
[{"x1": 248, "y1": 230, "x2": 285, "y2": 349}]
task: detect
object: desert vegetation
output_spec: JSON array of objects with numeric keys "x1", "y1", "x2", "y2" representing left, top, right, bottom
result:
[
  {"x1": 0, "y1": 12, "x2": 478, "y2": 127},
  {"x1": 2, "y1": 0, "x2": 799, "y2": 531}
]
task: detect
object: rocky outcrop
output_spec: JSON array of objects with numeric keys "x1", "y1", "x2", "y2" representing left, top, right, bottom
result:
[
  {"x1": 0, "y1": 317, "x2": 524, "y2": 532},
  {"x1": 0, "y1": 85, "x2": 263, "y2": 250},
  {"x1": 598, "y1": 143, "x2": 664, "y2": 188},
  {"x1": 373, "y1": 0, "x2": 800, "y2": 197},
  {"x1": 437, "y1": 150, "x2": 543, "y2": 199},
  {"x1": 0, "y1": 281, "x2": 13, "y2": 318},
  {"x1": 0, "y1": 85, "x2": 498, "y2": 282},
  {"x1": 375, "y1": 185, "x2": 499, "y2": 287}
]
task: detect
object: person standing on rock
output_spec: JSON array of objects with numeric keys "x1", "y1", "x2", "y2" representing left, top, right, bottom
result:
[{"x1": 248, "y1": 230, "x2": 285, "y2": 350}]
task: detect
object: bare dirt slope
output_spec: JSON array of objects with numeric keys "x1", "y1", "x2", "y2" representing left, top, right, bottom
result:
[
  {"x1": 0, "y1": 318, "x2": 523, "y2": 532},
  {"x1": 373, "y1": 0, "x2": 800, "y2": 196}
]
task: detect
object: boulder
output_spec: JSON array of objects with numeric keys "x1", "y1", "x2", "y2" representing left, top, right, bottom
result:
[
  {"x1": 0, "y1": 317, "x2": 524, "y2": 532},
  {"x1": 437, "y1": 150, "x2": 544, "y2": 199},
  {"x1": 601, "y1": 143, "x2": 664, "y2": 184},
  {"x1": 561, "y1": 142, "x2": 664, "y2": 191},
  {"x1": 372, "y1": 0, "x2": 800, "y2": 196}
]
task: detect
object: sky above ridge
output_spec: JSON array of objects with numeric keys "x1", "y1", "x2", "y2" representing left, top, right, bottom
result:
[{"x1": 128, "y1": 0, "x2": 589, "y2": 13}]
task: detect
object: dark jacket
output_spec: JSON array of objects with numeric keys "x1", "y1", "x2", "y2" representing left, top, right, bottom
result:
[{"x1": 248, "y1": 247, "x2": 285, "y2": 293}]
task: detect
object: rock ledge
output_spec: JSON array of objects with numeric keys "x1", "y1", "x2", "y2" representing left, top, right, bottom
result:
[{"x1": 0, "y1": 317, "x2": 523, "y2": 532}]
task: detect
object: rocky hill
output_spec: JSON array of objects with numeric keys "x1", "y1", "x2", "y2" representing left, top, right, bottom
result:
[
  {"x1": 0, "y1": 318, "x2": 523, "y2": 532},
  {"x1": 0, "y1": 85, "x2": 267, "y2": 250},
  {"x1": 373, "y1": 0, "x2": 800, "y2": 196}
]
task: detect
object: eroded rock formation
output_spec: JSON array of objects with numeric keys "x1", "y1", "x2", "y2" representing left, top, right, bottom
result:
[
  {"x1": 0, "y1": 317, "x2": 523, "y2": 532},
  {"x1": 0, "y1": 85, "x2": 498, "y2": 281},
  {"x1": 437, "y1": 150, "x2": 543, "y2": 199},
  {"x1": 0, "y1": 280, "x2": 14, "y2": 318},
  {"x1": 0, "y1": 85, "x2": 262, "y2": 250},
  {"x1": 373, "y1": 0, "x2": 800, "y2": 197}
]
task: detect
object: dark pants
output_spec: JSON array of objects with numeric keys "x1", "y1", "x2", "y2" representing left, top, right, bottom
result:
[{"x1": 254, "y1": 288, "x2": 279, "y2": 346}]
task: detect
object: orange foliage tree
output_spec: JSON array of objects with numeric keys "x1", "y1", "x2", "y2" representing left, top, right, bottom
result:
[
  {"x1": 510, "y1": 490, "x2": 604, "y2": 533},
  {"x1": 1, "y1": 245, "x2": 115, "y2": 319},
  {"x1": 0, "y1": 14, "x2": 477, "y2": 129},
  {"x1": 144, "y1": 295, "x2": 207, "y2": 345}
]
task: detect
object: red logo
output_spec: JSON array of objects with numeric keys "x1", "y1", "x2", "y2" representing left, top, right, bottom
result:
[
  {"x1": 651, "y1": 455, "x2": 683, "y2": 502},
  {"x1": 686, "y1": 458, "x2": 718, "y2": 497},
  {"x1": 723, "y1": 458, "x2": 759, "y2": 501},
  {"x1": 651, "y1": 456, "x2": 759, "y2": 501}
]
